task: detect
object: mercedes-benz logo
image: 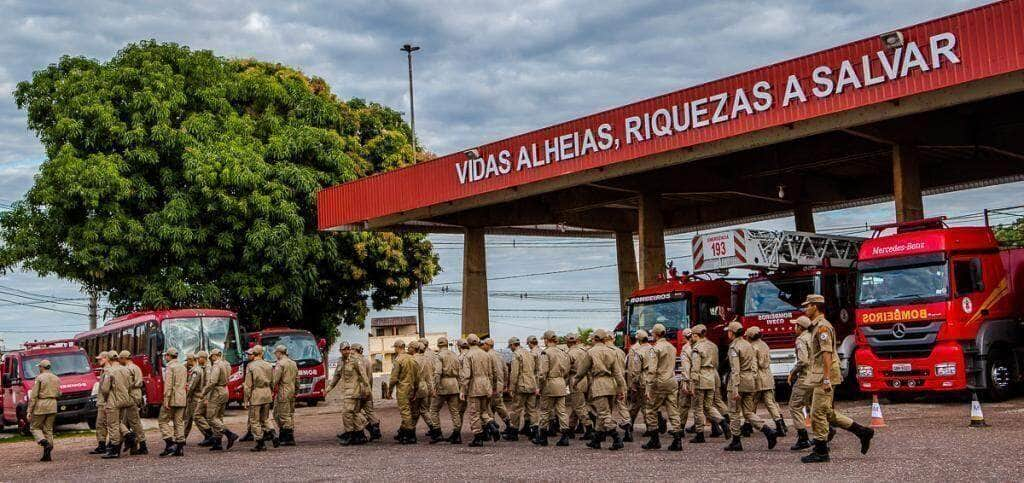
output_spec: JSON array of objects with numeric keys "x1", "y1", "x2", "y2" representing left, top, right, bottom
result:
[{"x1": 891, "y1": 323, "x2": 907, "y2": 339}]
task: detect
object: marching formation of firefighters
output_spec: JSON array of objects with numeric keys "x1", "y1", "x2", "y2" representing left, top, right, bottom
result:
[{"x1": 25, "y1": 293, "x2": 873, "y2": 464}]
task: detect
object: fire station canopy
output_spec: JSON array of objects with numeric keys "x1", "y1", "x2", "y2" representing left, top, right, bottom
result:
[{"x1": 318, "y1": 1, "x2": 1024, "y2": 237}]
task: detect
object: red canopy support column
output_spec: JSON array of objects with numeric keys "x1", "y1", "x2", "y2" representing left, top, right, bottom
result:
[{"x1": 461, "y1": 227, "x2": 489, "y2": 337}]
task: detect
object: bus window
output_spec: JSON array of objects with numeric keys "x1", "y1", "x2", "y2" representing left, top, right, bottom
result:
[
  {"x1": 162, "y1": 317, "x2": 202, "y2": 362},
  {"x1": 204, "y1": 317, "x2": 242, "y2": 365}
]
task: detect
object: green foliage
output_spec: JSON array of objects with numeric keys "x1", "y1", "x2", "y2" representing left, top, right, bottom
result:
[
  {"x1": 995, "y1": 218, "x2": 1024, "y2": 248},
  {"x1": 0, "y1": 41, "x2": 438, "y2": 341},
  {"x1": 576, "y1": 326, "x2": 595, "y2": 344}
]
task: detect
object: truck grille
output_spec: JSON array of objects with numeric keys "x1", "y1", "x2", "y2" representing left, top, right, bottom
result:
[{"x1": 860, "y1": 321, "x2": 943, "y2": 359}]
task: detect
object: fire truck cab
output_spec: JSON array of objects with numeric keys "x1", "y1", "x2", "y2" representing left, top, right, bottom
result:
[
  {"x1": 623, "y1": 269, "x2": 734, "y2": 356},
  {"x1": 1, "y1": 340, "x2": 99, "y2": 434},
  {"x1": 854, "y1": 217, "x2": 1024, "y2": 400},
  {"x1": 244, "y1": 328, "x2": 328, "y2": 406}
]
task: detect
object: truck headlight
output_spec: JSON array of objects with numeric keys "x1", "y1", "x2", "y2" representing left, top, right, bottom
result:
[
  {"x1": 857, "y1": 365, "x2": 873, "y2": 378},
  {"x1": 935, "y1": 362, "x2": 957, "y2": 377}
]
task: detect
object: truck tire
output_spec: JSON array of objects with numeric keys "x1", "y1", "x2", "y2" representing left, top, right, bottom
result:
[{"x1": 984, "y1": 348, "x2": 1016, "y2": 401}]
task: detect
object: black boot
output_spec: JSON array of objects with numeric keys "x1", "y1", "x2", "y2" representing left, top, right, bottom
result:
[
  {"x1": 775, "y1": 418, "x2": 788, "y2": 437},
  {"x1": 208, "y1": 436, "x2": 223, "y2": 451},
  {"x1": 90, "y1": 442, "x2": 107, "y2": 455},
  {"x1": 337, "y1": 431, "x2": 352, "y2": 445},
  {"x1": 468, "y1": 432, "x2": 486, "y2": 447},
  {"x1": 586, "y1": 430, "x2": 604, "y2": 449},
  {"x1": 159, "y1": 438, "x2": 176, "y2": 457},
  {"x1": 283, "y1": 428, "x2": 296, "y2": 446},
  {"x1": 847, "y1": 422, "x2": 875, "y2": 454},
  {"x1": 547, "y1": 418, "x2": 559, "y2": 436},
  {"x1": 609, "y1": 429, "x2": 624, "y2": 451},
  {"x1": 124, "y1": 432, "x2": 137, "y2": 455},
  {"x1": 801, "y1": 439, "x2": 830, "y2": 463},
  {"x1": 448, "y1": 431, "x2": 463, "y2": 445},
  {"x1": 581, "y1": 425, "x2": 594, "y2": 441},
  {"x1": 225, "y1": 429, "x2": 239, "y2": 450},
  {"x1": 250, "y1": 438, "x2": 266, "y2": 452},
  {"x1": 827, "y1": 425, "x2": 836, "y2": 442},
  {"x1": 641, "y1": 432, "x2": 661, "y2": 450},
  {"x1": 724, "y1": 435, "x2": 742, "y2": 451},
  {"x1": 239, "y1": 431, "x2": 254, "y2": 442},
  {"x1": 667, "y1": 431, "x2": 683, "y2": 451},
  {"x1": 429, "y1": 426, "x2": 444, "y2": 444},
  {"x1": 486, "y1": 421, "x2": 501, "y2": 442},
  {"x1": 741, "y1": 421, "x2": 753, "y2": 437},
  {"x1": 520, "y1": 418, "x2": 531, "y2": 435},
  {"x1": 39, "y1": 440, "x2": 52, "y2": 462},
  {"x1": 368, "y1": 423, "x2": 382, "y2": 441},
  {"x1": 762, "y1": 425, "x2": 778, "y2": 450},
  {"x1": 720, "y1": 420, "x2": 733, "y2": 440},
  {"x1": 621, "y1": 423, "x2": 633, "y2": 443},
  {"x1": 404, "y1": 427, "x2": 418, "y2": 444},
  {"x1": 556, "y1": 430, "x2": 571, "y2": 446},
  {"x1": 710, "y1": 422, "x2": 723, "y2": 437},
  {"x1": 267, "y1": 429, "x2": 280, "y2": 448},
  {"x1": 102, "y1": 442, "x2": 122, "y2": 459},
  {"x1": 657, "y1": 414, "x2": 667, "y2": 434},
  {"x1": 136, "y1": 441, "x2": 148, "y2": 455},
  {"x1": 174, "y1": 442, "x2": 184, "y2": 456},
  {"x1": 198, "y1": 430, "x2": 214, "y2": 447},
  {"x1": 791, "y1": 429, "x2": 811, "y2": 451},
  {"x1": 685, "y1": 424, "x2": 697, "y2": 434},
  {"x1": 722, "y1": 414, "x2": 731, "y2": 429},
  {"x1": 350, "y1": 430, "x2": 368, "y2": 445},
  {"x1": 573, "y1": 422, "x2": 584, "y2": 437},
  {"x1": 532, "y1": 428, "x2": 548, "y2": 446},
  {"x1": 502, "y1": 427, "x2": 519, "y2": 441},
  {"x1": 690, "y1": 431, "x2": 706, "y2": 444}
]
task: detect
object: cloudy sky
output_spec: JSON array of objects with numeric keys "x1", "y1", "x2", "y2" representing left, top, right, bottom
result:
[{"x1": 0, "y1": 0, "x2": 1017, "y2": 350}]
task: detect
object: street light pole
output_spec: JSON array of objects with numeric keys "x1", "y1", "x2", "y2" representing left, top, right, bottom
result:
[{"x1": 401, "y1": 43, "x2": 425, "y2": 338}]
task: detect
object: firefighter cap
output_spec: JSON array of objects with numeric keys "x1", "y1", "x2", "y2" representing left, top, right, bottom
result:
[
  {"x1": 726, "y1": 321, "x2": 744, "y2": 333},
  {"x1": 186, "y1": 353, "x2": 196, "y2": 360},
  {"x1": 635, "y1": 329, "x2": 649, "y2": 340},
  {"x1": 418, "y1": 337, "x2": 429, "y2": 347},
  {"x1": 744, "y1": 326, "x2": 761, "y2": 337},
  {"x1": 165, "y1": 347, "x2": 179, "y2": 357},
  {"x1": 542, "y1": 330, "x2": 557, "y2": 341},
  {"x1": 38, "y1": 359, "x2": 51, "y2": 369},
  {"x1": 691, "y1": 324, "x2": 707, "y2": 335},
  {"x1": 801, "y1": 294, "x2": 825, "y2": 306},
  {"x1": 437, "y1": 337, "x2": 449, "y2": 347},
  {"x1": 118, "y1": 350, "x2": 131, "y2": 359},
  {"x1": 526, "y1": 335, "x2": 538, "y2": 344},
  {"x1": 392, "y1": 339, "x2": 405, "y2": 348},
  {"x1": 791, "y1": 316, "x2": 813, "y2": 329},
  {"x1": 210, "y1": 348, "x2": 223, "y2": 356},
  {"x1": 196, "y1": 350, "x2": 209, "y2": 359},
  {"x1": 565, "y1": 333, "x2": 579, "y2": 343},
  {"x1": 351, "y1": 343, "x2": 363, "y2": 352},
  {"x1": 274, "y1": 344, "x2": 288, "y2": 354},
  {"x1": 593, "y1": 329, "x2": 610, "y2": 341},
  {"x1": 507, "y1": 336, "x2": 520, "y2": 346},
  {"x1": 651, "y1": 323, "x2": 666, "y2": 335},
  {"x1": 466, "y1": 334, "x2": 480, "y2": 345},
  {"x1": 682, "y1": 328, "x2": 693, "y2": 338}
]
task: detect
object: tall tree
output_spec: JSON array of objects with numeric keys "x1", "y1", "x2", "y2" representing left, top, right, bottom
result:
[
  {"x1": 995, "y1": 218, "x2": 1024, "y2": 248},
  {"x1": 0, "y1": 41, "x2": 438, "y2": 340}
]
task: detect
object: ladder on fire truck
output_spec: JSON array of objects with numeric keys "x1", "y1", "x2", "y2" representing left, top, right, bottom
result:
[{"x1": 691, "y1": 229, "x2": 863, "y2": 273}]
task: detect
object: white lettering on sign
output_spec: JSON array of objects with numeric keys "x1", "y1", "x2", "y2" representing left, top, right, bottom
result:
[
  {"x1": 870, "y1": 241, "x2": 927, "y2": 256},
  {"x1": 628, "y1": 293, "x2": 673, "y2": 304},
  {"x1": 702, "y1": 233, "x2": 735, "y2": 260},
  {"x1": 454, "y1": 32, "x2": 961, "y2": 185}
]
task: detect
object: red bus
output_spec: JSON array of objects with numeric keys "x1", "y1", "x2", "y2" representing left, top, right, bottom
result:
[
  {"x1": 245, "y1": 327, "x2": 328, "y2": 406},
  {"x1": 74, "y1": 309, "x2": 246, "y2": 416}
]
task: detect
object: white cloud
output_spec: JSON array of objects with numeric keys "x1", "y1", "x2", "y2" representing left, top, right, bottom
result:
[{"x1": 243, "y1": 11, "x2": 270, "y2": 33}]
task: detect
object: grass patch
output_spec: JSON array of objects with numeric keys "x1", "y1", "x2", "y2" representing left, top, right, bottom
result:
[{"x1": 0, "y1": 429, "x2": 94, "y2": 444}]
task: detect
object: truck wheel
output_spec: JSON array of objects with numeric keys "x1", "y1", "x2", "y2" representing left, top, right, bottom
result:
[{"x1": 985, "y1": 349, "x2": 1016, "y2": 401}]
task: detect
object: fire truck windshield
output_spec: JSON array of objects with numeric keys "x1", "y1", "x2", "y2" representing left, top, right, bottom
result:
[
  {"x1": 744, "y1": 277, "x2": 814, "y2": 314},
  {"x1": 22, "y1": 353, "x2": 92, "y2": 379},
  {"x1": 628, "y1": 299, "x2": 689, "y2": 333},
  {"x1": 858, "y1": 262, "x2": 948, "y2": 307},
  {"x1": 260, "y1": 333, "x2": 322, "y2": 364},
  {"x1": 163, "y1": 316, "x2": 244, "y2": 365}
]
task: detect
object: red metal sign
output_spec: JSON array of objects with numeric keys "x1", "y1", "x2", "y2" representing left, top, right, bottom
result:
[{"x1": 319, "y1": 0, "x2": 1024, "y2": 230}]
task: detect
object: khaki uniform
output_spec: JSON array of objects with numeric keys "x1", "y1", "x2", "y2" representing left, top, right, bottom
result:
[
  {"x1": 459, "y1": 346, "x2": 496, "y2": 434},
  {"x1": 508, "y1": 347, "x2": 538, "y2": 429},
  {"x1": 272, "y1": 355, "x2": 298, "y2": 431},
  {"x1": 359, "y1": 354, "x2": 379, "y2": 426},
  {"x1": 412, "y1": 352, "x2": 436, "y2": 428},
  {"x1": 159, "y1": 359, "x2": 188, "y2": 443},
  {"x1": 123, "y1": 362, "x2": 145, "y2": 444},
  {"x1": 95, "y1": 367, "x2": 110, "y2": 444},
  {"x1": 625, "y1": 342, "x2": 652, "y2": 425},
  {"x1": 103, "y1": 364, "x2": 134, "y2": 446},
  {"x1": 430, "y1": 349, "x2": 463, "y2": 432},
  {"x1": 487, "y1": 350, "x2": 509, "y2": 422},
  {"x1": 727, "y1": 337, "x2": 766, "y2": 434},
  {"x1": 536, "y1": 345, "x2": 571, "y2": 432},
  {"x1": 29, "y1": 372, "x2": 61, "y2": 444},
  {"x1": 330, "y1": 355, "x2": 369, "y2": 431},
  {"x1": 421, "y1": 348, "x2": 442, "y2": 429},
  {"x1": 789, "y1": 330, "x2": 814, "y2": 431},
  {"x1": 808, "y1": 316, "x2": 853, "y2": 440},
  {"x1": 752, "y1": 339, "x2": 782, "y2": 420},
  {"x1": 567, "y1": 345, "x2": 592, "y2": 430},
  {"x1": 203, "y1": 359, "x2": 231, "y2": 437},
  {"x1": 185, "y1": 362, "x2": 209, "y2": 437},
  {"x1": 244, "y1": 359, "x2": 274, "y2": 440},
  {"x1": 588, "y1": 344, "x2": 626, "y2": 431},
  {"x1": 644, "y1": 338, "x2": 681, "y2": 432},
  {"x1": 608, "y1": 343, "x2": 630, "y2": 425},
  {"x1": 676, "y1": 342, "x2": 692, "y2": 426},
  {"x1": 690, "y1": 339, "x2": 726, "y2": 432},
  {"x1": 529, "y1": 345, "x2": 543, "y2": 420},
  {"x1": 390, "y1": 352, "x2": 420, "y2": 431}
]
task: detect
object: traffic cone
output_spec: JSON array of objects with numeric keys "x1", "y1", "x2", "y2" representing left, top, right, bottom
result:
[
  {"x1": 803, "y1": 406, "x2": 810, "y2": 428},
  {"x1": 869, "y1": 395, "x2": 886, "y2": 428},
  {"x1": 969, "y1": 392, "x2": 988, "y2": 428}
]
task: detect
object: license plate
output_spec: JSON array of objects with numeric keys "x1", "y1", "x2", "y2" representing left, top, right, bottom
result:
[{"x1": 892, "y1": 363, "x2": 912, "y2": 373}]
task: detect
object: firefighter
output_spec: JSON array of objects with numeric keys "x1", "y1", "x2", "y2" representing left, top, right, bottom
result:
[
  {"x1": 724, "y1": 321, "x2": 778, "y2": 452},
  {"x1": 117, "y1": 350, "x2": 147, "y2": 455},
  {"x1": 102, "y1": 350, "x2": 133, "y2": 459},
  {"x1": 689, "y1": 324, "x2": 729, "y2": 443},
  {"x1": 565, "y1": 333, "x2": 593, "y2": 440},
  {"x1": 459, "y1": 334, "x2": 496, "y2": 447},
  {"x1": 272, "y1": 344, "x2": 298, "y2": 446},
  {"x1": 28, "y1": 359, "x2": 61, "y2": 462},
  {"x1": 623, "y1": 329, "x2": 651, "y2": 442},
  {"x1": 418, "y1": 337, "x2": 443, "y2": 442},
  {"x1": 243, "y1": 346, "x2": 274, "y2": 452},
  {"x1": 158, "y1": 348, "x2": 188, "y2": 457},
  {"x1": 606, "y1": 334, "x2": 630, "y2": 435},
  {"x1": 387, "y1": 339, "x2": 420, "y2": 444},
  {"x1": 676, "y1": 328, "x2": 693, "y2": 437},
  {"x1": 525, "y1": 335, "x2": 543, "y2": 435},
  {"x1": 328, "y1": 342, "x2": 368, "y2": 445},
  {"x1": 585, "y1": 329, "x2": 626, "y2": 450},
  {"x1": 189, "y1": 351, "x2": 212, "y2": 445},
  {"x1": 788, "y1": 315, "x2": 814, "y2": 450},
  {"x1": 203, "y1": 348, "x2": 239, "y2": 451},
  {"x1": 642, "y1": 324, "x2": 683, "y2": 451},
  {"x1": 90, "y1": 352, "x2": 112, "y2": 455},
  {"x1": 747, "y1": 326, "x2": 786, "y2": 436},
  {"x1": 430, "y1": 337, "x2": 464, "y2": 444},
  {"x1": 506, "y1": 337, "x2": 538, "y2": 441},
  {"x1": 352, "y1": 343, "x2": 381, "y2": 441},
  {"x1": 482, "y1": 338, "x2": 510, "y2": 441},
  {"x1": 533, "y1": 330, "x2": 571, "y2": 447},
  {"x1": 408, "y1": 341, "x2": 436, "y2": 441},
  {"x1": 800, "y1": 294, "x2": 875, "y2": 463}
]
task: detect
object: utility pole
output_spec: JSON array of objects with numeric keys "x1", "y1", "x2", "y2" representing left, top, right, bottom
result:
[
  {"x1": 88, "y1": 286, "x2": 98, "y2": 330},
  {"x1": 402, "y1": 42, "x2": 425, "y2": 338},
  {"x1": 417, "y1": 283, "x2": 425, "y2": 338}
]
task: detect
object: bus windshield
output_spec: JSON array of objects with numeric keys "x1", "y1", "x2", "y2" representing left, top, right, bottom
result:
[
  {"x1": 858, "y1": 262, "x2": 948, "y2": 307},
  {"x1": 23, "y1": 353, "x2": 93, "y2": 379},
  {"x1": 744, "y1": 277, "x2": 814, "y2": 314},
  {"x1": 163, "y1": 316, "x2": 243, "y2": 365},
  {"x1": 628, "y1": 298, "x2": 689, "y2": 334},
  {"x1": 260, "y1": 333, "x2": 322, "y2": 364}
]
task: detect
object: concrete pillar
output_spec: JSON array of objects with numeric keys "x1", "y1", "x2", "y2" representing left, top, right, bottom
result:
[
  {"x1": 794, "y1": 201, "x2": 816, "y2": 232},
  {"x1": 638, "y1": 193, "x2": 666, "y2": 288},
  {"x1": 614, "y1": 231, "x2": 640, "y2": 309},
  {"x1": 461, "y1": 227, "x2": 489, "y2": 337},
  {"x1": 893, "y1": 144, "x2": 924, "y2": 222}
]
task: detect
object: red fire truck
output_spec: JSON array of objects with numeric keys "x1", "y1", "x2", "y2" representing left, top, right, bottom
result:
[
  {"x1": 623, "y1": 268, "x2": 734, "y2": 354},
  {"x1": 244, "y1": 327, "x2": 328, "y2": 406},
  {"x1": 853, "y1": 217, "x2": 1024, "y2": 400},
  {"x1": 693, "y1": 229, "x2": 862, "y2": 388},
  {"x1": 1, "y1": 340, "x2": 99, "y2": 434}
]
